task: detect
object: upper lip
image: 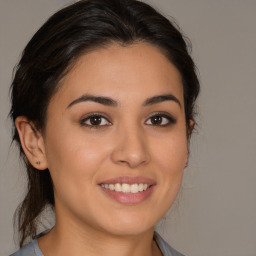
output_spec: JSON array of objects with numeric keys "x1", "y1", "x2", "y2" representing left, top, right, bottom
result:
[{"x1": 99, "y1": 176, "x2": 156, "y2": 185}]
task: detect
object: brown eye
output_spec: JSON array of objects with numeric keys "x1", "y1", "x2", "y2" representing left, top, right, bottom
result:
[
  {"x1": 151, "y1": 116, "x2": 163, "y2": 125},
  {"x1": 145, "y1": 113, "x2": 176, "y2": 126},
  {"x1": 90, "y1": 116, "x2": 102, "y2": 125},
  {"x1": 81, "y1": 114, "x2": 111, "y2": 127}
]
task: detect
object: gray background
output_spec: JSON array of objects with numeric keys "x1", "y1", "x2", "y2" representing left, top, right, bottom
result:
[{"x1": 0, "y1": 0, "x2": 256, "y2": 255}]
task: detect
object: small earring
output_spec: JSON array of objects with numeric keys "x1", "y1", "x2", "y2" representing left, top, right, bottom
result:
[{"x1": 36, "y1": 161, "x2": 40, "y2": 165}]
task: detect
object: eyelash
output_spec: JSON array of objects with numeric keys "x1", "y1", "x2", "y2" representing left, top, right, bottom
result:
[
  {"x1": 80, "y1": 113, "x2": 111, "y2": 129},
  {"x1": 80, "y1": 112, "x2": 176, "y2": 129},
  {"x1": 145, "y1": 112, "x2": 177, "y2": 127}
]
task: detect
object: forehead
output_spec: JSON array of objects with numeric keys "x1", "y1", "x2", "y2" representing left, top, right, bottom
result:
[{"x1": 51, "y1": 42, "x2": 184, "y2": 108}]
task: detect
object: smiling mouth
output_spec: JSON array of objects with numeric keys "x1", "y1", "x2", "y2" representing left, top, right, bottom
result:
[{"x1": 100, "y1": 183, "x2": 152, "y2": 194}]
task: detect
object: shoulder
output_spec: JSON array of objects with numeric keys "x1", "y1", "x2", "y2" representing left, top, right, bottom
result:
[
  {"x1": 9, "y1": 239, "x2": 43, "y2": 256},
  {"x1": 154, "y1": 232, "x2": 185, "y2": 256}
]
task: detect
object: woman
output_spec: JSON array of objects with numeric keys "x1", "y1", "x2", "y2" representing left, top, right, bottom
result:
[{"x1": 10, "y1": 0, "x2": 199, "y2": 255}]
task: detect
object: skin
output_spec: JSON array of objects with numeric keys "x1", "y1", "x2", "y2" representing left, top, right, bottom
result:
[{"x1": 16, "y1": 42, "x2": 191, "y2": 256}]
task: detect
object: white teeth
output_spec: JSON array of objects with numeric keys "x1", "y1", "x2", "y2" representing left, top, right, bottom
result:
[
  {"x1": 122, "y1": 183, "x2": 131, "y2": 193},
  {"x1": 130, "y1": 184, "x2": 139, "y2": 193},
  {"x1": 109, "y1": 184, "x2": 115, "y2": 190},
  {"x1": 115, "y1": 183, "x2": 122, "y2": 192},
  {"x1": 138, "y1": 183, "x2": 144, "y2": 192},
  {"x1": 101, "y1": 183, "x2": 150, "y2": 193}
]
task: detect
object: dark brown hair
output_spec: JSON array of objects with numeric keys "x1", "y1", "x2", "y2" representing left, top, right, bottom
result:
[{"x1": 10, "y1": 0, "x2": 200, "y2": 246}]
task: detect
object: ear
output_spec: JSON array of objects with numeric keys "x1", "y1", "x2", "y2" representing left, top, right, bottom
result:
[
  {"x1": 185, "y1": 119, "x2": 195, "y2": 167},
  {"x1": 187, "y1": 119, "x2": 195, "y2": 140},
  {"x1": 15, "y1": 116, "x2": 48, "y2": 170}
]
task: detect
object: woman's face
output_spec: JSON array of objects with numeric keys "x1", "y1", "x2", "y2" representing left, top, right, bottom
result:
[{"x1": 42, "y1": 42, "x2": 189, "y2": 236}]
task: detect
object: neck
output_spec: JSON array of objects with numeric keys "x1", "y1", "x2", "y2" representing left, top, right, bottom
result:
[{"x1": 38, "y1": 220, "x2": 161, "y2": 256}]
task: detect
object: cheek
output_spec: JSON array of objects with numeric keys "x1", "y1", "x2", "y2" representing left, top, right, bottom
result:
[
  {"x1": 150, "y1": 129, "x2": 188, "y2": 193},
  {"x1": 145, "y1": 131, "x2": 187, "y2": 222},
  {"x1": 43, "y1": 131, "x2": 109, "y2": 216},
  {"x1": 44, "y1": 127, "x2": 110, "y2": 191},
  {"x1": 152, "y1": 130, "x2": 188, "y2": 170}
]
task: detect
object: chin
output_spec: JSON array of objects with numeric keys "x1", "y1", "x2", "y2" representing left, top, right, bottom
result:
[{"x1": 96, "y1": 211, "x2": 158, "y2": 237}]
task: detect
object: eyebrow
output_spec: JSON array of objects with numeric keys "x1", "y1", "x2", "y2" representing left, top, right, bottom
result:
[
  {"x1": 67, "y1": 93, "x2": 181, "y2": 109},
  {"x1": 67, "y1": 95, "x2": 118, "y2": 108},
  {"x1": 143, "y1": 94, "x2": 181, "y2": 108}
]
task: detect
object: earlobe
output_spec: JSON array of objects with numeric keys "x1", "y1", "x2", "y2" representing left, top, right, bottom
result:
[
  {"x1": 15, "y1": 116, "x2": 48, "y2": 170},
  {"x1": 187, "y1": 119, "x2": 195, "y2": 139}
]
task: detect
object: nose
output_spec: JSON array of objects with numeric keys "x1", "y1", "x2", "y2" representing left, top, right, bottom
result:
[{"x1": 110, "y1": 126, "x2": 151, "y2": 169}]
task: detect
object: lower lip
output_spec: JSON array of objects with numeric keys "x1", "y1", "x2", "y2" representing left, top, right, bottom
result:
[{"x1": 100, "y1": 185, "x2": 155, "y2": 205}]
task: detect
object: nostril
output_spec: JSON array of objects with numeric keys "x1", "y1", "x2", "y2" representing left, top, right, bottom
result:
[{"x1": 119, "y1": 160, "x2": 127, "y2": 164}]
